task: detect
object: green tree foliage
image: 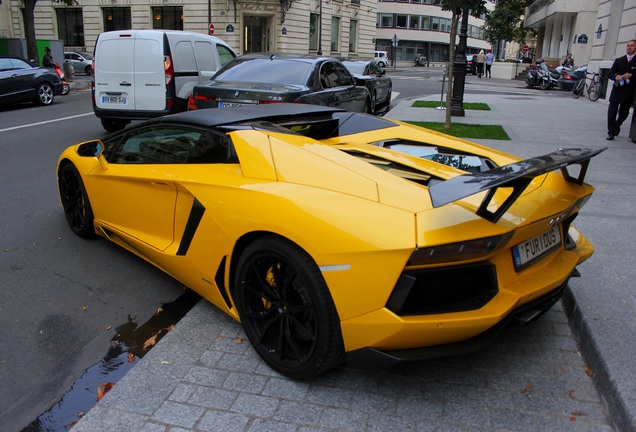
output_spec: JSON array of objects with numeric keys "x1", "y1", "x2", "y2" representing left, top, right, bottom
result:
[{"x1": 483, "y1": 0, "x2": 537, "y2": 53}]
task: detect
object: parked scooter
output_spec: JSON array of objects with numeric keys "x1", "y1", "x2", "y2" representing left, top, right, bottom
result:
[
  {"x1": 414, "y1": 55, "x2": 428, "y2": 67},
  {"x1": 52, "y1": 62, "x2": 70, "y2": 95}
]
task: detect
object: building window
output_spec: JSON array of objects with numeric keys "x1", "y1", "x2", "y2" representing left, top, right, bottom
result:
[
  {"x1": 152, "y1": 7, "x2": 183, "y2": 30},
  {"x1": 380, "y1": 14, "x2": 393, "y2": 28},
  {"x1": 348, "y1": 19, "x2": 358, "y2": 52},
  {"x1": 331, "y1": 16, "x2": 340, "y2": 51},
  {"x1": 310, "y1": 13, "x2": 319, "y2": 50},
  {"x1": 103, "y1": 7, "x2": 131, "y2": 32},
  {"x1": 421, "y1": 16, "x2": 430, "y2": 30},
  {"x1": 396, "y1": 14, "x2": 407, "y2": 28},
  {"x1": 56, "y1": 8, "x2": 84, "y2": 47},
  {"x1": 408, "y1": 15, "x2": 419, "y2": 29},
  {"x1": 431, "y1": 17, "x2": 439, "y2": 31}
]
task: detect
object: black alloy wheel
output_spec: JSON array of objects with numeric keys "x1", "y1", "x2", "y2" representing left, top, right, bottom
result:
[
  {"x1": 58, "y1": 163, "x2": 96, "y2": 238},
  {"x1": 234, "y1": 236, "x2": 344, "y2": 379}
]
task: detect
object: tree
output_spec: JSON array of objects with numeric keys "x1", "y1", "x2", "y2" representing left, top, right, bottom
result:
[
  {"x1": 23, "y1": 0, "x2": 76, "y2": 65},
  {"x1": 440, "y1": 0, "x2": 487, "y2": 129},
  {"x1": 483, "y1": 0, "x2": 537, "y2": 58}
]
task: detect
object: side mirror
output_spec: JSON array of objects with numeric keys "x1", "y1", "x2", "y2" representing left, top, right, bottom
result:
[{"x1": 77, "y1": 140, "x2": 105, "y2": 157}]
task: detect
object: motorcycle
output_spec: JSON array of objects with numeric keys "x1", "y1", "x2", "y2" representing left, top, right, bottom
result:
[
  {"x1": 52, "y1": 62, "x2": 70, "y2": 95},
  {"x1": 414, "y1": 55, "x2": 428, "y2": 67},
  {"x1": 526, "y1": 59, "x2": 566, "y2": 90}
]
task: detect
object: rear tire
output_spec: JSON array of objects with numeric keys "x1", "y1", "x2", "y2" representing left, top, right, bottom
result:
[
  {"x1": 85, "y1": 66, "x2": 92, "y2": 76},
  {"x1": 35, "y1": 83, "x2": 55, "y2": 105},
  {"x1": 234, "y1": 236, "x2": 344, "y2": 379},
  {"x1": 588, "y1": 82, "x2": 599, "y2": 101},
  {"x1": 101, "y1": 118, "x2": 129, "y2": 133},
  {"x1": 573, "y1": 79, "x2": 584, "y2": 99}
]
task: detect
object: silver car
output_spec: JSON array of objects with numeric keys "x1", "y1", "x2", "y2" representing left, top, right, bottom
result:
[{"x1": 64, "y1": 52, "x2": 93, "y2": 75}]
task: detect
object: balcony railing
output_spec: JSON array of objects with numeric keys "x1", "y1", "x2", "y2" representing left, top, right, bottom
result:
[{"x1": 528, "y1": 0, "x2": 554, "y2": 15}]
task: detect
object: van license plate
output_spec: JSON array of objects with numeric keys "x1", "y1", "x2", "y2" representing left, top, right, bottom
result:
[
  {"x1": 512, "y1": 225, "x2": 561, "y2": 271},
  {"x1": 102, "y1": 96, "x2": 127, "y2": 104}
]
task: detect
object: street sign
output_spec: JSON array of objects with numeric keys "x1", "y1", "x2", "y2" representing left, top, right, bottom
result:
[
  {"x1": 392, "y1": 34, "x2": 399, "y2": 48},
  {"x1": 522, "y1": 45, "x2": 529, "y2": 52},
  {"x1": 209, "y1": 24, "x2": 215, "y2": 35}
]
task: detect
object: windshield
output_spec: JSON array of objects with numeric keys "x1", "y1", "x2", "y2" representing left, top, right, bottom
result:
[
  {"x1": 214, "y1": 58, "x2": 313, "y2": 86},
  {"x1": 343, "y1": 63, "x2": 365, "y2": 75}
]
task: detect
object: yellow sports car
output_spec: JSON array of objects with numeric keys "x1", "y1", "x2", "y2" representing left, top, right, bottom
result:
[{"x1": 57, "y1": 104, "x2": 603, "y2": 379}]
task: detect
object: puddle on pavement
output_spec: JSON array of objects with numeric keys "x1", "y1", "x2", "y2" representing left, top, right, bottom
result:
[{"x1": 22, "y1": 289, "x2": 202, "y2": 432}]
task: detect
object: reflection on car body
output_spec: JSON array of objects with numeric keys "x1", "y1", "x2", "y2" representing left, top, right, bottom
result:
[
  {"x1": 57, "y1": 104, "x2": 603, "y2": 380},
  {"x1": 341, "y1": 60, "x2": 392, "y2": 114}
]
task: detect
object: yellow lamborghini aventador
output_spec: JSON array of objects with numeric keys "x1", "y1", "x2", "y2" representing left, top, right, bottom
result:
[{"x1": 57, "y1": 104, "x2": 604, "y2": 379}]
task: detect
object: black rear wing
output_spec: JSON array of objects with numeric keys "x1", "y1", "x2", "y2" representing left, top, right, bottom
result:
[{"x1": 428, "y1": 148, "x2": 606, "y2": 223}]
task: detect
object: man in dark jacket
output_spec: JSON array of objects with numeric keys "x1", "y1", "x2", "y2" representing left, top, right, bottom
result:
[{"x1": 606, "y1": 40, "x2": 636, "y2": 140}]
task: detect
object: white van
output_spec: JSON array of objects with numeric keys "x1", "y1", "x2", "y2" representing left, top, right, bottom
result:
[
  {"x1": 374, "y1": 51, "x2": 389, "y2": 67},
  {"x1": 93, "y1": 30, "x2": 236, "y2": 132}
]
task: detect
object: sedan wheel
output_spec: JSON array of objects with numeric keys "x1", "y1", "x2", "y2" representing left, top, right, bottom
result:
[
  {"x1": 234, "y1": 236, "x2": 344, "y2": 379},
  {"x1": 36, "y1": 83, "x2": 54, "y2": 105},
  {"x1": 58, "y1": 163, "x2": 95, "y2": 238},
  {"x1": 85, "y1": 66, "x2": 92, "y2": 76}
]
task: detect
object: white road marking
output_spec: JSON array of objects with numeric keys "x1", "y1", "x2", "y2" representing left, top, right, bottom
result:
[{"x1": 0, "y1": 112, "x2": 94, "y2": 133}]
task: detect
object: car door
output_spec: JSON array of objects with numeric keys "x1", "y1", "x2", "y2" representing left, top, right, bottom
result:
[
  {"x1": 86, "y1": 124, "x2": 201, "y2": 251},
  {"x1": 367, "y1": 61, "x2": 390, "y2": 104},
  {"x1": 0, "y1": 58, "x2": 35, "y2": 103},
  {"x1": 330, "y1": 61, "x2": 368, "y2": 112}
]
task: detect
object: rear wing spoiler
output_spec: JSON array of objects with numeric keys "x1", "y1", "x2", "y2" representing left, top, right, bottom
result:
[{"x1": 428, "y1": 147, "x2": 606, "y2": 223}]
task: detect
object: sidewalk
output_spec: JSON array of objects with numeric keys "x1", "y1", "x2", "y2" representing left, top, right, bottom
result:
[{"x1": 73, "y1": 81, "x2": 635, "y2": 432}]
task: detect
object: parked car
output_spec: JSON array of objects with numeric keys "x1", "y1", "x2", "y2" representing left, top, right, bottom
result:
[
  {"x1": 466, "y1": 54, "x2": 477, "y2": 75},
  {"x1": 0, "y1": 56, "x2": 63, "y2": 106},
  {"x1": 190, "y1": 53, "x2": 372, "y2": 113},
  {"x1": 64, "y1": 51, "x2": 94, "y2": 76},
  {"x1": 341, "y1": 60, "x2": 392, "y2": 114},
  {"x1": 92, "y1": 29, "x2": 237, "y2": 132},
  {"x1": 374, "y1": 50, "x2": 389, "y2": 67},
  {"x1": 57, "y1": 103, "x2": 603, "y2": 379},
  {"x1": 558, "y1": 65, "x2": 587, "y2": 91}
]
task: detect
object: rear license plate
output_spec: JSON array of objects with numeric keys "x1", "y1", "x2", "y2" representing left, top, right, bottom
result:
[
  {"x1": 218, "y1": 101, "x2": 254, "y2": 108},
  {"x1": 512, "y1": 225, "x2": 561, "y2": 271},
  {"x1": 102, "y1": 95, "x2": 127, "y2": 104}
]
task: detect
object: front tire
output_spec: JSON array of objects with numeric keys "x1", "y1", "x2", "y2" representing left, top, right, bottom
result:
[
  {"x1": 62, "y1": 83, "x2": 70, "y2": 95},
  {"x1": 36, "y1": 83, "x2": 54, "y2": 105},
  {"x1": 540, "y1": 79, "x2": 550, "y2": 90},
  {"x1": 588, "y1": 82, "x2": 599, "y2": 101},
  {"x1": 234, "y1": 236, "x2": 344, "y2": 379},
  {"x1": 58, "y1": 163, "x2": 96, "y2": 238},
  {"x1": 573, "y1": 79, "x2": 584, "y2": 98}
]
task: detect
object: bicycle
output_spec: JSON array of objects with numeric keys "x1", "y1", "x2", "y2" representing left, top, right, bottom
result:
[{"x1": 573, "y1": 71, "x2": 600, "y2": 101}]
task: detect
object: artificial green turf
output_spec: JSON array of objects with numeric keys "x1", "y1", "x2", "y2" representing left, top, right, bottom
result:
[
  {"x1": 411, "y1": 101, "x2": 491, "y2": 110},
  {"x1": 406, "y1": 121, "x2": 510, "y2": 140}
]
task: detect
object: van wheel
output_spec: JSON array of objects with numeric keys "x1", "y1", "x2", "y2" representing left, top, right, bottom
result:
[{"x1": 101, "y1": 119, "x2": 128, "y2": 133}]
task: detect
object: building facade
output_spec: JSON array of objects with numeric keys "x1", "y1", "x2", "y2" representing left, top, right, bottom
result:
[
  {"x1": 525, "y1": 0, "x2": 635, "y2": 97},
  {"x1": 375, "y1": 0, "x2": 494, "y2": 64},
  {"x1": 0, "y1": 0, "x2": 378, "y2": 59}
]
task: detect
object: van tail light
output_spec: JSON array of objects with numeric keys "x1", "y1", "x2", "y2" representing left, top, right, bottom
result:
[
  {"x1": 187, "y1": 95, "x2": 198, "y2": 110},
  {"x1": 164, "y1": 55, "x2": 174, "y2": 85}
]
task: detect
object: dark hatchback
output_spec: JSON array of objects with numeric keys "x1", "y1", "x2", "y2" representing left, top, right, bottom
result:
[
  {"x1": 190, "y1": 53, "x2": 372, "y2": 113},
  {"x1": 341, "y1": 60, "x2": 392, "y2": 114},
  {"x1": 0, "y1": 56, "x2": 63, "y2": 106}
]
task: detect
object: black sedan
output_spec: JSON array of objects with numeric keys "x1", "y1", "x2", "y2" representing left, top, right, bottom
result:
[
  {"x1": 341, "y1": 60, "x2": 392, "y2": 114},
  {"x1": 558, "y1": 65, "x2": 587, "y2": 91},
  {"x1": 466, "y1": 55, "x2": 477, "y2": 75},
  {"x1": 0, "y1": 56, "x2": 63, "y2": 106},
  {"x1": 190, "y1": 54, "x2": 372, "y2": 113}
]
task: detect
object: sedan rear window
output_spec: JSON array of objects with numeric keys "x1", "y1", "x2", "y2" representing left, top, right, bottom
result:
[{"x1": 213, "y1": 59, "x2": 312, "y2": 86}]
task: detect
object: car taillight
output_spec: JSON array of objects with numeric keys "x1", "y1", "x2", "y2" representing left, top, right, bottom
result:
[
  {"x1": 164, "y1": 55, "x2": 174, "y2": 85},
  {"x1": 407, "y1": 232, "x2": 514, "y2": 266},
  {"x1": 187, "y1": 95, "x2": 198, "y2": 110},
  {"x1": 563, "y1": 72, "x2": 573, "y2": 81}
]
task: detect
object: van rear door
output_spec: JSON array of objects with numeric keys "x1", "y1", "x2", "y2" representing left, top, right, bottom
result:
[{"x1": 94, "y1": 31, "x2": 166, "y2": 111}]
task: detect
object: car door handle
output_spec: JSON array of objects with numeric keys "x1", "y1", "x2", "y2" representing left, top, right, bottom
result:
[{"x1": 119, "y1": 81, "x2": 132, "y2": 86}]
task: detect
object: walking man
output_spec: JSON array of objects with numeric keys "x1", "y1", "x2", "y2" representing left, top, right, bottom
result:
[
  {"x1": 485, "y1": 50, "x2": 494, "y2": 78},
  {"x1": 606, "y1": 39, "x2": 636, "y2": 140}
]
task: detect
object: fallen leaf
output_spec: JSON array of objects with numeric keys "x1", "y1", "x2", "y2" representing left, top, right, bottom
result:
[
  {"x1": 155, "y1": 307, "x2": 163, "y2": 316},
  {"x1": 217, "y1": 336, "x2": 225, "y2": 341},
  {"x1": 81, "y1": 306, "x2": 88, "y2": 311},
  {"x1": 585, "y1": 366, "x2": 594, "y2": 377},
  {"x1": 97, "y1": 383, "x2": 114, "y2": 401},
  {"x1": 571, "y1": 411, "x2": 588, "y2": 417},
  {"x1": 561, "y1": 368, "x2": 567, "y2": 373},
  {"x1": 570, "y1": 416, "x2": 576, "y2": 421},
  {"x1": 165, "y1": 324, "x2": 174, "y2": 332},
  {"x1": 127, "y1": 353, "x2": 135, "y2": 363},
  {"x1": 520, "y1": 384, "x2": 533, "y2": 394},
  {"x1": 235, "y1": 337, "x2": 244, "y2": 344},
  {"x1": 143, "y1": 332, "x2": 159, "y2": 350},
  {"x1": 105, "y1": 325, "x2": 112, "y2": 331},
  {"x1": 568, "y1": 389, "x2": 576, "y2": 400}
]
